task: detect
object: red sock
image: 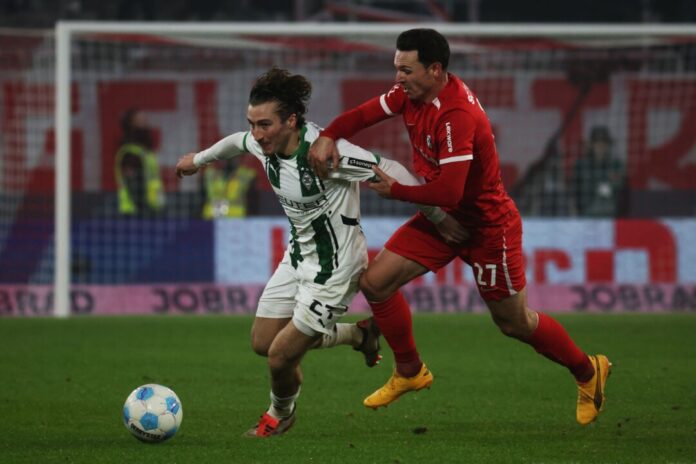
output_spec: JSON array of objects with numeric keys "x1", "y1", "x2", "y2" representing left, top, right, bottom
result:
[
  {"x1": 527, "y1": 312, "x2": 594, "y2": 383},
  {"x1": 368, "y1": 291, "x2": 422, "y2": 377}
]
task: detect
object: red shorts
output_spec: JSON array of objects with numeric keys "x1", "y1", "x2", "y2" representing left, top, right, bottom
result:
[{"x1": 384, "y1": 212, "x2": 526, "y2": 302}]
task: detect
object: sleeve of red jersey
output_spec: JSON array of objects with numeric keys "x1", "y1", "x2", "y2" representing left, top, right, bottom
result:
[
  {"x1": 320, "y1": 84, "x2": 407, "y2": 140},
  {"x1": 390, "y1": 110, "x2": 475, "y2": 207}
]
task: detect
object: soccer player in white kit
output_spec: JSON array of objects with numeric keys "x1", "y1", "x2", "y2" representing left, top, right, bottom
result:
[{"x1": 175, "y1": 68, "x2": 466, "y2": 437}]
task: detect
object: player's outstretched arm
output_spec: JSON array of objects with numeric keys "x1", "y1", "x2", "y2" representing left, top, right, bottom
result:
[
  {"x1": 175, "y1": 132, "x2": 248, "y2": 178},
  {"x1": 327, "y1": 136, "x2": 467, "y2": 242},
  {"x1": 368, "y1": 164, "x2": 396, "y2": 198},
  {"x1": 372, "y1": 162, "x2": 469, "y2": 208},
  {"x1": 373, "y1": 159, "x2": 442, "y2": 221},
  {"x1": 175, "y1": 152, "x2": 199, "y2": 178},
  {"x1": 311, "y1": 94, "x2": 396, "y2": 178},
  {"x1": 372, "y1": 161, "x2": 469, "y2": 243}
]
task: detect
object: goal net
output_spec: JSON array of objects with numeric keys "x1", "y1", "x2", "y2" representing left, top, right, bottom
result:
[{"x1": 1, "y1": 23, "x2": 695, "y2": 316}]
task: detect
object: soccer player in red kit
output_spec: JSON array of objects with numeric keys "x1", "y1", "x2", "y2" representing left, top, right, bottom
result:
[{"x1": 309, "y1": 28, "x2": 611, "y2": 425}]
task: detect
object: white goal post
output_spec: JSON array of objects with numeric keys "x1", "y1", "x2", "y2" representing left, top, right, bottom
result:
[{"x1": 52, "y1": 21, "x2": 696, "y2": 317}]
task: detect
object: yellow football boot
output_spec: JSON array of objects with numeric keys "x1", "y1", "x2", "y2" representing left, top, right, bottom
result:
[
  {"x1": 576, "y1": 354, "x2": 612, "y2": 425},
  {"x1": 363, "y1": 363, "x2": 433, "y2": 409}
]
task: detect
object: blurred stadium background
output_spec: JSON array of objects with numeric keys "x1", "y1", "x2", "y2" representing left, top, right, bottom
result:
[{"x1": 0, "y1": 0, "x2": 695, "y2": 317}]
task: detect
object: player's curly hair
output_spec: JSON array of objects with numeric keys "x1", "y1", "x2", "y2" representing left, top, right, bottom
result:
[
  {"x1": 397, "y1": 28, "x2": 450, "y2": 70},
  {"x1": 249, "y1": 67, "x2": 312, "y2": 128}
]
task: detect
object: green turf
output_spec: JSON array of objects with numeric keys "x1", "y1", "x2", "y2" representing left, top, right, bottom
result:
[{"x1": 1, "y1": 314, "x2": 695, "y2": 463}]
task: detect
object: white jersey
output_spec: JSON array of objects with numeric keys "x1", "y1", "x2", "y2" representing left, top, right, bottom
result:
[
  {"x1": 195, "y1": 122, "x2": 444, "y2": 288},
  {"x1": 241, "y1": 122, "x2": 372, "y2": 286}
]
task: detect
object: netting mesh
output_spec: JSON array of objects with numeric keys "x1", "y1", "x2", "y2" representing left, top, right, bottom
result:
[
  {"x1": 1, "y1": 27, "x2": 695, "y2": 293},
  {"x1": 78, "y1": 35, "x2": 696, "y2": 209},
  {"x1": 0, "y1": 31, "x2": 56, "y2": 285}
]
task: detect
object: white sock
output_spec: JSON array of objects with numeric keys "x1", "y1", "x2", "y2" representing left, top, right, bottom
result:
[
  {"x1": 317, "y1": 323, "x2": 359, "y2": 348},
  {"x1": 268, "y1": 387, "x2": 301, "y2": 419}
]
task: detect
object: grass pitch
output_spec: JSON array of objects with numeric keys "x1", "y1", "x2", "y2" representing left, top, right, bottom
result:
[{"x1": 1, "y1": 313, "x2": 695, "y2": 463}]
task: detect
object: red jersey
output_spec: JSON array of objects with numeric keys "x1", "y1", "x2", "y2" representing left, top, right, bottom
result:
[{"x1": 323, "y1": 73, "x2": 516, "y2": 227}]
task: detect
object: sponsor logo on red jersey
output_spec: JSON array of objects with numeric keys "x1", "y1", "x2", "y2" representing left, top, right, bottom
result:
[{"x1": 445, "y1": 121, "x2": 453, "y2": 153}]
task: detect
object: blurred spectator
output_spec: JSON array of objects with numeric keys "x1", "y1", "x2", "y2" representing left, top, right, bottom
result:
[
  {"x1": 115, "y1": 108, "x2": 166, "y2": 217},
  {"x1": 571, "y1": 126, "x2": 626, "y2": 217},
  {"x1": 201, "y1": 158, "x2": 257, "y2": 219},
  {"x1": 537, "y1": 146, "x2": 573, "y2": 216},
  {"x1": 516, "y1": 142, "x2": 573, "y2": 217}
]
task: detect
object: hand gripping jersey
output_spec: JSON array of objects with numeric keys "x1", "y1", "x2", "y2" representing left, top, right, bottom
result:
[
  {"x1": 194, "y1": 122, "x2": 444, "y2": 287},
  {"x1": 323, "y1": 73, "x2": 517, "y2": 227}
]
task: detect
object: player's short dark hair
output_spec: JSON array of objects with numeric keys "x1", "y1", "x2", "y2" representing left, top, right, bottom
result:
[
  {"x1": 396, "y1": 28, "x2": 450, "y2": 70},
  {"x1": 249, "y1": 67, "x2": 312, "y2": 127}
]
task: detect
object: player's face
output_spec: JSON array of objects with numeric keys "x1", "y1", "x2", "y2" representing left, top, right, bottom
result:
[
  {"x1": 394, "y1": 49, "x2": 440, "y2": 102},
  {"x1": 247, "y1": 101, "x2": 298, "y2": 156}
]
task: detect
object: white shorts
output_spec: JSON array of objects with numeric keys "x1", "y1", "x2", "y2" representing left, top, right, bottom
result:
[{"x1": 257, "y1": 253, "x2": 365, "y2": 336}]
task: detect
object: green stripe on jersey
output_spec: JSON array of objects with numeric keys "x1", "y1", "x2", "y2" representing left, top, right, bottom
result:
[
  {"x1": 311, "y1": 213, "x2": 337, "y2": 284},
  {"x1": 288, "y1": 220, "x2": 303, "y2": 269},
  {"x1": 294, "y1": 126, "x2": 322, "y2": 197}
]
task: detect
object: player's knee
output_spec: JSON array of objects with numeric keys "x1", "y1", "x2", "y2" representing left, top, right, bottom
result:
[
  {"x1": 250, "y1": 334, "x2": 272, "y2": 357},
  {"x1": 495, "y1": 319, "x2": 523, "y2": 339},
  {"x1": 267, "y1": 347, "x2": 292, "y2": 373},
  {"x1": 359, "y1": 272, "x2": 389, "y2": 302},
  {"x1": 492, "y1": 314, "x2": 535, "y2": 340}
]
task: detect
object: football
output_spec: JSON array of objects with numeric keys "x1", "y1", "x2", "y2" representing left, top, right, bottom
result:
[{"x1": 123, "y1": 384, "x2": 183, "y2": 443}]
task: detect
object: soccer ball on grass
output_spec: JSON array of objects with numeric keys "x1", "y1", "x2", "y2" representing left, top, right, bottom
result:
[{"x1": 123, "y1": 384, "x2": 183, "y2": 443}]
